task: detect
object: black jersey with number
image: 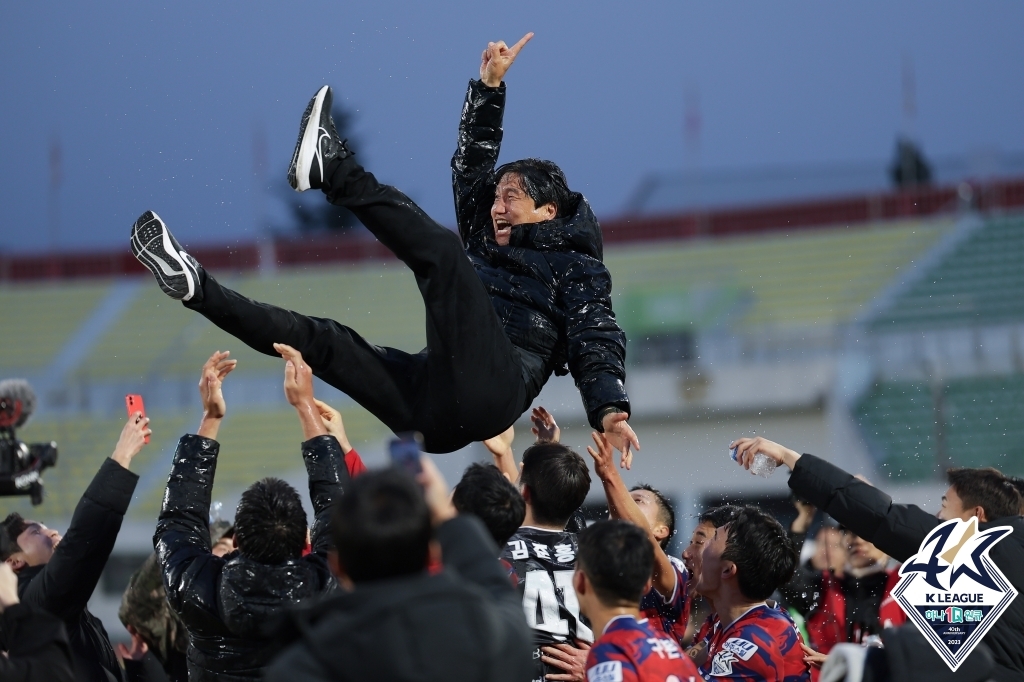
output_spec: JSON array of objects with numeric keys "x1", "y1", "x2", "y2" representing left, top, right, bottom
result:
[{"x1": 502, "y1": 526, "x2": 594, "y2": 646}]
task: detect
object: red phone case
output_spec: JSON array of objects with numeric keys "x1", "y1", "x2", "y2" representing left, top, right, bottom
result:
[{"x1": 125, "y1": 394, "x2": 150, "y2": 444}]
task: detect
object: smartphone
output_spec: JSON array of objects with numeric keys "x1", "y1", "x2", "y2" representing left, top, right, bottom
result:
[
  {"x1": 389, "y1": 432, "x2": 423, "y2": 477},
  {"x1": 125, "y1": 394, "x2": 150, "y2": 444}
]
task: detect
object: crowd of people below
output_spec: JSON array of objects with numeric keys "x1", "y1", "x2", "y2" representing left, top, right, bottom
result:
[{"x1": 1, "y1": 346, "x2": 1023, "y2": 682}]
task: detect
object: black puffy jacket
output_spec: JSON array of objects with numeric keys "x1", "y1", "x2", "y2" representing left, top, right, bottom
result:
[
  {"x1": 154, "y1": 434, "x2": 348, "y2": 682},
  {"x1": 452, "y1": 79, "x2": 630, "y2": 430},
  {"x1": 10, "y1": 458, "x2": 137, "y2": 682}
]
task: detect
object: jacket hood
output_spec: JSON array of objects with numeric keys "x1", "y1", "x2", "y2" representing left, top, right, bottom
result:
[
  {"x1": 507, "y1": 192, "x2": 604, "y2": 261},
  {"x1": 218, "y1": 554, "x2": 328, "y2": 638}
]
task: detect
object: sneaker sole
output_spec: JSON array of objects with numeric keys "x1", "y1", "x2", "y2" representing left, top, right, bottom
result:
[
  {"x1": 130, "y1": 211, "x2": 198, "y2": 301},
  {"x1": 289, "y1": 85, "x2": 331, "y2": 192}
]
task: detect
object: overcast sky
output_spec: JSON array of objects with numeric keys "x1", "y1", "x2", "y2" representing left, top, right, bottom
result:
[{"x1": 1, "y1": 1, "x2": 1022, "y2": 253}]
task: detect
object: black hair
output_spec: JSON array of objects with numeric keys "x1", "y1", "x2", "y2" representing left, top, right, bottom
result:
[
  {"x1": 698, "y1": 505, "x2": 741, "y2": 529},
  {"x1": 631, "y1": 483, "x2": 675, "y2": 550},
  {"x1": 233, "y1": 478, "x2": 308, "y2": 565},
  {"x1": 331, "y1": 467, "x2": 432, "y2": 582},
  {"x1": 1009, "y1": 477, "x2": 1024, "y2": 515},
  {"x1": 577, "y1": 519, "x2": 654, "y2": 605},
  {"x1": 452, "y1": 463, "x2": 526, "y2": 546},
  {"x1": 947, "y1": 467, "x2": 1022, "y2": 521},
  {"x1": 519, "y1": 442, "x2": 591, "y2": 528},
  {"x1": 0, "y1": 513, "x2": 28, "y2": 560},
  {"x1": 720, "y1": 506, "x2": 798, "y2": 601},
  {"x1": 494, "y1": 158, "x2": 573, "y2": 219}
]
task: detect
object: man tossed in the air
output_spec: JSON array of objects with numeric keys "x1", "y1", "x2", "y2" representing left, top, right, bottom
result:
[{"x1": 130, "y1": 34, "x2": 639, "y2": 458}]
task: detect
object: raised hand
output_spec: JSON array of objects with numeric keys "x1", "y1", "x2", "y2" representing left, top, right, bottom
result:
[
  {"x1": 276, "y1": 343, "x2": 327, "y2": 439},
  {"x1": 586, "y1": 431, "x2": 617, "y2": 482},
  {"x1": 530, "y1": 406, "x2": 560, "y2": 443},
  {"x1": 276, "y1": 343, "x2": 315, "y2": 407},
  {"x1": 314, "y1": 398, "x2": 352, "y2": 452},
  {"x1": 111, "y1": 412, "x2": 152, "y2": 469},
  {"x1": 417, "y1": 455, "x2": 457, "y2": 525},
  {"x1": 480, "y1": 32, "x2": 534, "y2": 88},
  {"x1": 600, "y1": 411, "x2": 640, "y2": 470},
  {"x1": 483, "y1": 425, "x2": 515, "y2": 459},
  {"x1": 198, "y1": 350, "x2": 236, "y2": 420},
  {"x1": 0, "y1": 563, "x2": 20, "y2": 612},
  {"x1": 116, "y1": 626, "x2": 149, "y2": 662},
  {"x1": 729, "y1": 436, "x2": 801, "y2": 472},
  {"x1": 483, "y1": 426, "x2": 519, "y2": 482}
]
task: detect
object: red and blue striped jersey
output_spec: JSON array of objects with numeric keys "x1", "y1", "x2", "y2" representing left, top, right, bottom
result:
[
  {"x1": 587, "y1": 616, "x2": 699, "y2": 682},
  {"x1": 698, "y1": 604, "x2": 809, "y2": 682},
  {"x1": 640, "y1": 556, "x2": 691, "y2": 647}
]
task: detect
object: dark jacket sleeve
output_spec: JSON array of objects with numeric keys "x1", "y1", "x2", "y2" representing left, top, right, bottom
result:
[
  {"x1": 788, "y1": 453, "x2": 941, "y2": 562},
  {"x1": 18, "y1": 458, "x2": 138, "y2": 620},
  {"x1": 452, "y1": 79, "x2": 505, "y2": 243},
  {"x1": 303, "y1": 435, "x2": 351, "y2": 556},
  {"x1": 153, "y1": 435, "x2": 222, "y2": 619},
  {"x1": 557, "y1": 259, "x2": 630, "y2": 429},
  {"x1": 0, "y1": 603, "x2": 76, "y2": 682}
]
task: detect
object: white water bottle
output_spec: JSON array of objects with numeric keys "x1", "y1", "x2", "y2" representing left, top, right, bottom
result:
[{"x1": 730, "y1": 447, "x2": 778, "y2": 478}]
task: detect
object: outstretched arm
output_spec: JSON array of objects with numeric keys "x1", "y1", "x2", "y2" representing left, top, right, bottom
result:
[
  {"x1": 452, "y1": 33, "x2": 533, "y2": 242},
  {"x1": 558, "y1": 261, "x2": 636, "y2": 467},
  {"x1": 730, "y1": 436, "x2": 940, "y2": 561},
  {"x1": 587, "y1": 432, "x2": 676, "y2": 599},
  {"x1": 276, "y1": 344, "x2": 348, "y2": 556},
  {"x1": 482, "y1": 407, "x2": 561, "y2": 483},
  {"x1": 19, "y1": 417, "x2": 146, "y2": 620},
  {"x1": 156, "y1": 351, "x2": 234, "y2": 613}
]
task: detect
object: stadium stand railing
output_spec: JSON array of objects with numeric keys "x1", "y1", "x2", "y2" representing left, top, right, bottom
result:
[{"x1": 854, "y1": 215, "x2": 1024, "y2": 481}]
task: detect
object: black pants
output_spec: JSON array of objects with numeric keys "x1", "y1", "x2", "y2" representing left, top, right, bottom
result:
[{"x1": 186, "y1": 157, "x2": 529, "y2": 453}]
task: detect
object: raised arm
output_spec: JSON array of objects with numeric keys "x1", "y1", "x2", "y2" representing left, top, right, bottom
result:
[
  {"x1": 482, "y1": 407, "x2": 562, "y2": 483},
  {"x1": 730, "y1": 436, "x2": 940, "y2": 561},
  {"x1": 275, "y1": 344, "x2": 349, "y2": 556},
  {"x1": 155, "y1": 351, "x2": 235, "y2": 613},
  {"x1": 19, "y1": 417, "x2": 146, "y2": 620},
  {"x1": 452, "y1": 33, "x2": 533, "y2": 242},
  {"x1": 558, "y1": 260, "x2": 636, "y2": 467},
  {"x1": 586, "y1": 432, "x2": 676, "y2": 599}
]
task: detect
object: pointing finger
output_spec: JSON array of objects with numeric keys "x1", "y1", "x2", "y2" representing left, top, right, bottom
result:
[{"x1": 510, "y1": 32, "x2": 534, "y2": 55}]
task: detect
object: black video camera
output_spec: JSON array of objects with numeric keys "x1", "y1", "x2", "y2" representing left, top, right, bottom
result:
[{"x1": 0, "y1": 380, "x2": 57, "y2": 506}]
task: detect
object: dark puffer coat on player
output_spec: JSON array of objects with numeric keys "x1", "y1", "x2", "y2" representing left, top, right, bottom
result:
[
  {"x1": 154, "y1": 434, "x2": 346, "y2": 682},
  {"x1": 452, "y1": 79, "x2": 629, "y2": 430}
]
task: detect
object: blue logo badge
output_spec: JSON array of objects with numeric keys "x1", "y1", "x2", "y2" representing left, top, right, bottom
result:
[{"x1": 893, "y1": 518, "x2": 1017, "y2": 671}]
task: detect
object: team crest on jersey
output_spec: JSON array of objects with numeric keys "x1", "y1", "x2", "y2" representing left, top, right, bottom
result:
[
  {"x1": 708, "y1": 637, "x2": 757, "y2": 676},
  {"x1": 587, "y1": 661, "x2": 623, "y2": 682},
  {"x1": 893, "y1": 517, "x2": 1017, "y2": 671}
]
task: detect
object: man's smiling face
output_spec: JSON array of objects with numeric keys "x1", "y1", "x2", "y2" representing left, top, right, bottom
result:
[{"x1": 489, "y1": 172, "x2": 557, "y2": 246}]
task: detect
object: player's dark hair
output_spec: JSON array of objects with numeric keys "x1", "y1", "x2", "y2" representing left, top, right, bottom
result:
[
  {"x1": 698, "y1": 504, "x2": 740, "y2": 529},
  {"x1": 631, "y1": 483, "x2": 674, "y2": 550},
  {"x1": 520, "y1": 443, "x2": 591, "y2": 528},
  {"x1": 233, "y1": 478, "x2": 307, "y2": 565},
  {"x1": 331, "y1": 467, "x2": 432, "y2": 582},
  {"x1": 1009, "y1": 476, "x2": 1024, "y2": 515},
  {"x1": 946, "y1": 467, "x2": 1021, "y2": 521},
  {"x1": 0, "y1": 513, "x2": 28, "y2": 559},
  {"x1": 577, "y1": 520, "x2": 653, "y2": 605},
  {"x1": 494, "y1": 158, "x2": 573, "y2": 219},
  {"x1": 452, "y1": 463, "x2": 525, "y2": 546},
  {"x1": 721, "y1": 506, "x2": 798, "y2": 601}
]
